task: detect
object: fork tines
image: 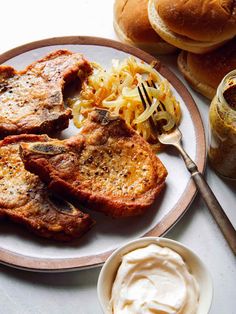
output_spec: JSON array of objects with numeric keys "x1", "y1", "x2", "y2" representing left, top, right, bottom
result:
[
  {"x1": 137, "y1": 81, "x2": 153, "y2": 109},
  {"x1": 138, "y1": 80, "x2": 165, "y2": 113},
  {"x1": 138, "y1": 80, "x2": 170, "y2": 134},
  {"x1": 138, "y1": 81, "x2": 158, "y2": 130},
  {"x1": 137, "y1": 85, "x2": 147, "y2": 110}
]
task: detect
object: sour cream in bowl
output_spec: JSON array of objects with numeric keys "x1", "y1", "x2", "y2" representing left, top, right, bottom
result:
[{"x1": 97, "y1": 237, "x2": 213, "y2": 314}]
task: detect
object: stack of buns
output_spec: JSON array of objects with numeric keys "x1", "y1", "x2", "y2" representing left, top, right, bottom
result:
[
  {"x1": 113, "y1": 0, "x2": 236, "y2": 99},
  {"x1": 177, "y1": 39, "x2": 236, "y2": 99}
]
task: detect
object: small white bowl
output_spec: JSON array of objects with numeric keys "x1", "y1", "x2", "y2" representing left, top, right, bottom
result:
[{"x1": 97, "y1": 237, "x2": 213, "y2": 314}]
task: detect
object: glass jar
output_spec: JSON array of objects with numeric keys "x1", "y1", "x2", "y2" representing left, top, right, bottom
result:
[{"x1": 208, "y1": 70, "x2": 236, "y2": 180}]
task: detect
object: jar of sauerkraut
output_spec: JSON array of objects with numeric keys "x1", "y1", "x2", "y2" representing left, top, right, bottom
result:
[{"x1": 208, "y1": 70, "x2": 236, "y2": 179}]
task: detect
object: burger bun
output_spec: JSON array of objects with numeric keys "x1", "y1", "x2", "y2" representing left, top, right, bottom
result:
[{"x1": 113, "y1": 0, "x2": 176, "y2": 55}]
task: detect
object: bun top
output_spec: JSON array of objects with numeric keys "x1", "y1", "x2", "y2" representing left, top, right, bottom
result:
[
  {"x1": 185, "y1": 39, "x2": 236, "y2": 90},
  {"x1": 114, "y1": 0, "x2": 164, "y2": 43},
  {"x1": 155, "y1": 0, "x2": 236, "y2": 42}
]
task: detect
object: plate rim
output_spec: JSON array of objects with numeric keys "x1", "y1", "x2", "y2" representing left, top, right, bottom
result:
[{"x1": 0, "y1": 36, "x2": 206, "y2": 272}]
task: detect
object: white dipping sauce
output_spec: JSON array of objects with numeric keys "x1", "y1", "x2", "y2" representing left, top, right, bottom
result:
[{"x1": 110, "y1": 243, "x2": 199, "y2": 314}]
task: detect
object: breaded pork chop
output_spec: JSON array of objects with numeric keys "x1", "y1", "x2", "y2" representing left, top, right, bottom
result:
[
  {"x1": 0, "y1": 50, "x2": 92, "y2": 138},
  {"x1": 20, "y1": 109, "x2": 168, "y2": 217},
  {"x1": 0, "y1": 134, "x2": 94, "y2": 241}
]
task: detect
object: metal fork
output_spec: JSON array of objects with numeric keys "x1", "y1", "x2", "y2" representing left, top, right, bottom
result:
[{"x1": 138, "y1": 81, "x2": 236, "y2": 254}]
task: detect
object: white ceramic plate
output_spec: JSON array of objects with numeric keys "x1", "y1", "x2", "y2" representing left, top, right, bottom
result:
[{"x1": 0, "y1": 37, "x2": 205, "y2": 272}]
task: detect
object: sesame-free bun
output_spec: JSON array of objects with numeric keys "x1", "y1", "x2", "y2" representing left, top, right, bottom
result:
[
  {"x1": 148, "y1": 0, "x2": 236, "y2": 54},
  {"x1": 113, "y1": 0, "x2": 176, "y2": 54},
  {"x1": 177, "y1": 39, "x2": 236, "y2": 99}
]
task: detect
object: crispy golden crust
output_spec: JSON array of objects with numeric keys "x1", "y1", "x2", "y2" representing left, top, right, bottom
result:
[
  {"x1": 0, "y1": 134, "x2": 94, "y2": 241},
  {"x1": 0, "y1": 50, "x2": 92, "y2": 138},
  {"x1": 20, "y1": 110, "x2": 168, "y2": 217}
]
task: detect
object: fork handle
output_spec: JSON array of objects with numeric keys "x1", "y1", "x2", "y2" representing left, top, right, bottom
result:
[
  {"x1": 191, "y1": 170, "x2": 236, "y2": 255},
  {"x1": 177, "y1": 145, "x2": 236, "y2": 254}
]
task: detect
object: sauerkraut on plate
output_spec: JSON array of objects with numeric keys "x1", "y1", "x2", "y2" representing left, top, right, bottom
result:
[{"x1": 68, "y1": 57, "x2": 181, "y2": 149}]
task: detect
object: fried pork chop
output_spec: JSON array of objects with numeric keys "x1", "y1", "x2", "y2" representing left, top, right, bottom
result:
[
  {"x1": 0, "y1": 50, "x2": 92, "y2": 138},
  {"x1": 0, "y1": 134, "x2": 94, "y2": 241},
  {"x1": 20, "y1": 109, "x2": 168, "y2": 217}
]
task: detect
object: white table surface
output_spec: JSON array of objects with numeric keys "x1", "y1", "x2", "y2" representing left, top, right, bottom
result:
[{"x1": 0, "y1": 1, "x2": 235, "y2": 313}]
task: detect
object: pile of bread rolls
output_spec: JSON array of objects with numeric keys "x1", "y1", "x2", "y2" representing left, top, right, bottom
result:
[{"x1": 113, "y1": 0, "x2": 236, "y2": 99}]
